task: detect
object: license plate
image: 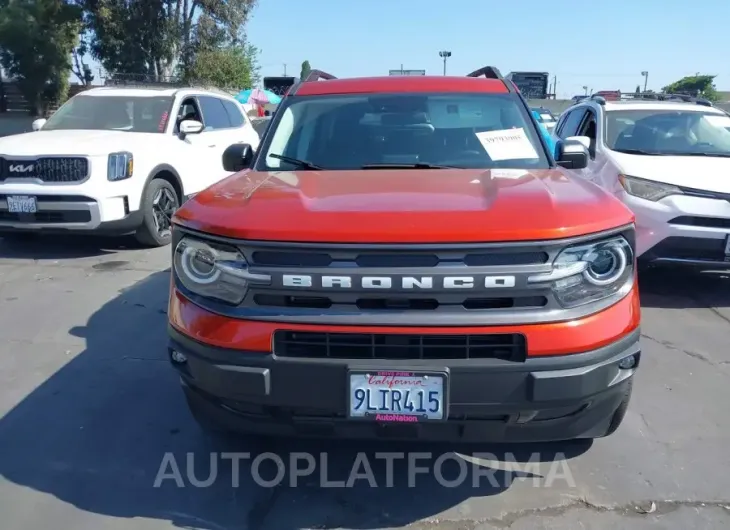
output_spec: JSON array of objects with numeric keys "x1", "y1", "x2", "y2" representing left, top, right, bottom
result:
[
  {"x1": 7, "y1": 195, "x2": 37, "y2": 214},
  {"x1": 348, "y1": 370, "x2": 447, "y2": 422}
]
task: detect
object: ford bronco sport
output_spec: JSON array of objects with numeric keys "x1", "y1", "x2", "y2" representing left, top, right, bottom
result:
[{"x1": 167, "y1": 66, "x2": 641, "y2": 442}]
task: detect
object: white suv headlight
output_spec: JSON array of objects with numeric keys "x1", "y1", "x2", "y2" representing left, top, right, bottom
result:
[
  {"x1": 108, "y1": 152, "x2": 133, "y2": 181},
  {"x1": 173, "y1": 238, "x2": 271, "y2": 304},
  {"x1": 619, "y1": 174, "x2": 682, "y2": 201},
  {"x1": 528, "y1": 236, "x2": 634, "y2": 308}
]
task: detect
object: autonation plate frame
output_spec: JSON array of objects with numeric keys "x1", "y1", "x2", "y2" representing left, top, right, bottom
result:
[{"x1": 346, "y1": 369, "x2": 450, "y2": 423}]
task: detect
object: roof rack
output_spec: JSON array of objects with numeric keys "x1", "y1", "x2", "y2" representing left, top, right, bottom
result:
[
  {"x1": 303, "y1": 70, "x2": 337, "y2": 82},
  {"x1": 589, "y1": 92, "x2": 713, "y2": 107},
  {"x1": 465, "y1": 66, "x2": 504, "y2": 80}
]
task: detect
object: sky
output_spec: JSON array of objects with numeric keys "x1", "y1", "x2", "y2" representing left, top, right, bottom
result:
[{"x1": 244, "y1": 0, "x2": 730, "y2": 98}]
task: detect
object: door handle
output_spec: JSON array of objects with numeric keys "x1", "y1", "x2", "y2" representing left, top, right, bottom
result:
[{"x1": 208, "y1": 144, "x2": 216, "y2": 148}]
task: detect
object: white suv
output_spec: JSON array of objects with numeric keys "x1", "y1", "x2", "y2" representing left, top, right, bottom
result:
[
  {"x1": 552, "y1": 96, "x2": 730, "y2": 268},
  {"x1": 0, "y1": 86, "x2": 260, "y2": 246}
]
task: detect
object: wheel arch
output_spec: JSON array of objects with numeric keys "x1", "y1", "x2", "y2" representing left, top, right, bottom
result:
[{"x1": 145, "y1": 164, "x2": 184, "y2": 203}]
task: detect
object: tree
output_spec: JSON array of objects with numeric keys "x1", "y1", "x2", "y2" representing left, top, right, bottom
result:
[
  {"x1": 300, "y1": 60, "x2": 311, "y2": 81},
  {"x1": 0, "y1": 0, "x2": 82, "y2": 116},
  {"x1": 71, "y1": 35, "x2": 95, "y2": 85},
  {"x1": 186, "y1": 44, "x2": 260, "y2": 89},
  {"x1": 79, "y1": 0, "x2": 258, "y2": 81},
  {"x1": 635, "y1": 85, "x2": 641, "y2": 95},
  {"x1": 662, "y1": 74, "x2": 719, "y2": 101}
]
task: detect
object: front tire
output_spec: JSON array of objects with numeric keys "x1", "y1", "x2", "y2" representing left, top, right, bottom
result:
[{"x1": 135, "y1": 179, "x2": 179, "y2": 247}]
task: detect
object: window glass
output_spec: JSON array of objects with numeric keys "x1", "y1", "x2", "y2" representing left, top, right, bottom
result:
[
  {"x1": 222, "y1": 99, "x2": 245, "y2": 127},
  {"x1": 43, "y1": 95, "x2": 173, "y2": 133},
  {"x1": 258, "y1": 93, "x2": 550, "y2": 171},
  {"x1": 606, "y1": 110, "x2": 730, "y2": 155},
  {"x1": 557, "y1": 109, "x2": 586, "y2": 138},
  {"x1": 198, "y1": 96, "x2": 232, "y2": 130}
]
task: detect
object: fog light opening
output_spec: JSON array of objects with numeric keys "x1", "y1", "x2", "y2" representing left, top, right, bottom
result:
[
  {"x1": 618, "y1": 355, "x2": 637, "y2": 370},
  {"x1": 171, "y1": 350, "x2": 187, "y2": 364}
]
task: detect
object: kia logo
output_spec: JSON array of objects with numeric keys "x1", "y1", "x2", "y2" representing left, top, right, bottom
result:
[{"x1": 8, "y1": 164, "x2": 34, "y2": 173}]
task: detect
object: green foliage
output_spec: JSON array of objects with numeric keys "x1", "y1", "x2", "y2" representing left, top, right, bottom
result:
[
  {"x1": 300, "y1": 60, "x2": 311, "y2": 81},
  {"x1": 0, "y1": 0, "x2": 82, "y2": 116},
  {"x1": 186, "y1": 44, "x2": 260, "y2": 90},
  {"x1": 663, "y1": 75, "x2": 719, "y2": 101},
  {"x1": 79, "y1": 0, "x2": 259, "y2": 82}
]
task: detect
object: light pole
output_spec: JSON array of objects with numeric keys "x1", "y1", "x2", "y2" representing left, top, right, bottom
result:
[
  {"x1": 582, "y1": 85, "x2": 588, "y2": 95},
  {"x1": 641, "y1": 71, "x2": 648, "y2": 92},
  {"x1": 439, "y1": 51, "x2": 451, "y2": 76}
]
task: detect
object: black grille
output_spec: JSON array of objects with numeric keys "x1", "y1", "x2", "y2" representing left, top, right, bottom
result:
[
  {"x1": 274, "y1": 331, "x2": 526, "y2": 361},
  {"x1": 250, "y1": 249, "x2": 549, "y2": 268},
  {"x1": 669, "y1": 216, "x2": 730, "y2": 230},
  {"x1": 644, "y1": 236, "x2": 727, "y2": 261},
  {"x1": 0, "y1": 157, "x2": 89, "y2": 183},
  {"x1": 254, "y1": 294, "x2": 548, "y2": 311},
  {"x1": 0, "y1": 211, "x2": 91, "y2": 223}
]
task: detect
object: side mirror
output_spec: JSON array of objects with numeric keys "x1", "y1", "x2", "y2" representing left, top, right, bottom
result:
[
  {"x1": 179, "y1": 120, "x2": 203, "y2": 136},
  {"x1": 565, "y1": 135, "x2": 591, "y2": 150},
  {"x1": 222, "y1": 143, "x2": 254, "y2": 172},
  {"x1": 32, "y1": 118, "x2": 46, "y2": 131},
  {"x1": 556, "y1": 139, "x2": 589, "y2": 170}
]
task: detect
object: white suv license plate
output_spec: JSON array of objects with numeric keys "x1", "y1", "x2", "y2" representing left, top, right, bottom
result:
[
  {"x1": 348, "y1": 371, "x2": 447, "y2": 422},
  {"x1": 7, "y1": 195, "x2": 37, "y2": 214}
]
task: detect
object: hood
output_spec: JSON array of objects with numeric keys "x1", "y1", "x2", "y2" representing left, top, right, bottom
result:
[
  {"x1": 174, "y1": 168, "x2": 634, "y2": 243},
  {"x1": 0, "y1": 130, "x2": 162, "y2": 157},
  {"x1": 610, "y1": 151, "x2": 730, "y2": 193}
]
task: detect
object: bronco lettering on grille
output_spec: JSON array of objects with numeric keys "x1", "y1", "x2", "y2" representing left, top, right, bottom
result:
[{"x1": 282, "y1": 274, "x2": 516, "y2": 289}]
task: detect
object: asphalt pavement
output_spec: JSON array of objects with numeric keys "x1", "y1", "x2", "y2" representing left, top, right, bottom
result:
[{"x1": 0, "y1": 235, "x2": 728, "y2": 530}]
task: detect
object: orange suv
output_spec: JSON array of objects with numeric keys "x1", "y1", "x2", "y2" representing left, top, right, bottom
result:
[{"x1": 167, "y1": 66, "x2": 641, "y2": 443}]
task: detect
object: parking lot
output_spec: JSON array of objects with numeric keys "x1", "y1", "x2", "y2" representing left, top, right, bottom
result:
[{"x1": 0, "y1": 235, "x2": 729, "y2": 530}]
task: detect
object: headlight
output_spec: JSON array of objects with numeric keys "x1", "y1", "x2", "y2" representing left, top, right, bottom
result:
[
  {"x1": 619, "y1": 174, "x2": 682, "y2": 201},
  {"x1": 528, "y1": 236, "x2": 634, "y2": 308},
  {"x1": 173, "y1": 238, "x2": 271, "y2": 304},
  {"x1": 108, "y1": 152, "x2": 133, "y2": 181}
]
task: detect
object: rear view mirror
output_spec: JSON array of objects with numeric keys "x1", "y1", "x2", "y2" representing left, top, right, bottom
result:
[
  {"x1": 32, "y1": 118, "x2": 46, "y2": 131},
  {"x1": 556, "y1": 139, "x2": 589, "y2": 170},
  {"x1": 565, "y1": 135, "x2": 591, "y2": 150},
  {"x1": 223, "y1": 143, "x2": 254, "y2": 172},
  {"x1": 179, "y1": 120, "x2": 203, "y2": 136}
]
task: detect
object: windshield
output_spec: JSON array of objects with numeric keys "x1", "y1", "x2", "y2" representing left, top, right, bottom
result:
[
  {"x1": 257, "y1": 93, "x2": 551, "y2": 171},
  {"x1": 42, "y1": 95, "x2": 174, "y2": 133},
  {"x1": 605, "y1": 109, "x2": 730, "y2": 156}
]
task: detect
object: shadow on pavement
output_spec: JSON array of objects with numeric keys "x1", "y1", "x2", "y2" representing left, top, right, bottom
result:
[
  {"x1": 0, "y1": 270, "x2": 591, "y2": 530},
  {"x1": 0, "y1": 234, "x2": 141, "y2": 260},
  {"x1": 638, "y1": 265, "x2": 730, "y2": 309}
]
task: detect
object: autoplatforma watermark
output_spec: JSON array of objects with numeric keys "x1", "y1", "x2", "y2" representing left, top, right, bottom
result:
[{"x1": 153, "y1": 452, "x2": 576, "y2": 488}]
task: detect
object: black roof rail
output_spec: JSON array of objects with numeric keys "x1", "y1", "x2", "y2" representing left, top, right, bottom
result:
[
  {"x1": 303, "y1": 70, "x2": 337, "y2": 82},
  {"x1": 466, "y1": 66, "x2": 504, "y2": 80},
  {"x1": 611, "y1": 92, "x2": 714, "y2": 107}
]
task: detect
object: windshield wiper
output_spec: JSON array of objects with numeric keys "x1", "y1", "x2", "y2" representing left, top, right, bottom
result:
[
  {"x1": 268, "y1": 153, "x2": 324, "y2": 170},
  {"x1": 669, "y1": 152, "x2": 730, "y2": 158},
  {"x1": 612, "y1": 148, "x2": 665, "y2": 156},
  {"x1": 361, "y1": 163, "x2": 458, "y2": 169}
]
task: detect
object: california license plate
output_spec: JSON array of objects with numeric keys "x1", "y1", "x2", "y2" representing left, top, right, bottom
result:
[
  {"x1": 7, "y1": 195, "x2": 37, "y2": 213},
  {"x1": 348, "y1": 370, "x2": 447, "y2": 422}
]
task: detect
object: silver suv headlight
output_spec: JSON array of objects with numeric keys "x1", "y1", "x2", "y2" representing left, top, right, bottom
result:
[
  {"x1": 527, "y1": 236, "x2": 634, "y2": 308},
  {"x1": 173, "y1": 237, "x2": 270, "y2": 304},
  {"x1": 108, "y1": 152, "x2": 133, "y2": 181},
  {"x1": 619, "y1": 174, "x2": 682, "y2": 201}
]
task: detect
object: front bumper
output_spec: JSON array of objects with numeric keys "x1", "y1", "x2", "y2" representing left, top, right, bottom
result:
[
  {"x1": 169, "y1": 326, "x2": 641, "y2": 443},
  {"x1": 626, "y1": 192, "x2": 730, "y2": 266},
  {"x1": 0, "y1": 193, "x2": 142, "y2": 233}
]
